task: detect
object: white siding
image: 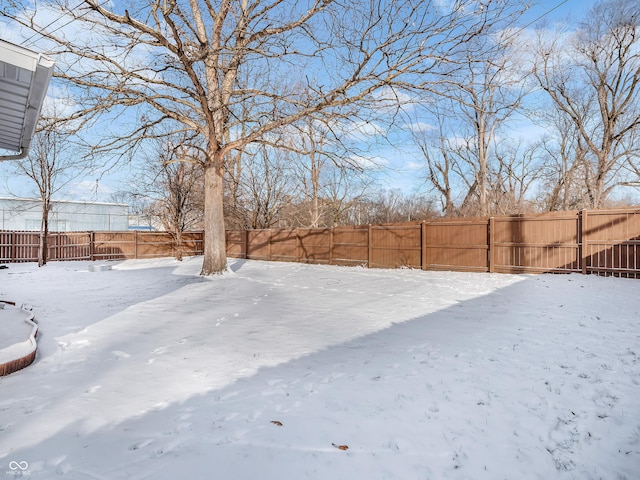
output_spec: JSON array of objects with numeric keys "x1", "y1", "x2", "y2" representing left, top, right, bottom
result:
[{"x1": 0, "y1": 198, "x2": 129, "y2": 231}]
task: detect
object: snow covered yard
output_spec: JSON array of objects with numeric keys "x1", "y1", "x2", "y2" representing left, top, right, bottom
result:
[{"x1": 0, "y1": 257, "x2": 639, "y2": 479}]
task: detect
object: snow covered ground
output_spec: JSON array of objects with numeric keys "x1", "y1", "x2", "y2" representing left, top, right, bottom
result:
[{"x1": 0, "y1": 257, "x2": 639, "y2": 479}]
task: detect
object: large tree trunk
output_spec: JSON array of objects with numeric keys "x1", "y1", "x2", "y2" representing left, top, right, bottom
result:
[{"x1": 200, "y1": 152, "x2": 227, "y2": 275}]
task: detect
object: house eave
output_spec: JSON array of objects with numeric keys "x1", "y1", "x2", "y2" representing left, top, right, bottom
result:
[{"x1": 0, "y1": 39, "x2": 55, "y2": 161}]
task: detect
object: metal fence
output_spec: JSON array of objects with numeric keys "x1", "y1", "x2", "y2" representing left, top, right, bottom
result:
[{"x1": 2, "y1": 208, "x2": 639, "y2": 278}]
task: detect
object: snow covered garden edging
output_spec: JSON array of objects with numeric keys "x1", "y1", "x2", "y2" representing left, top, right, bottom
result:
[{"x1": 0, "y1": 301, "x2": 38, "y2": 376}]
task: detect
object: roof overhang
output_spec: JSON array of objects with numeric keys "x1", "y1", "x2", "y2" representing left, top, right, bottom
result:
[{"x1": 0, "y1": 39, "x2": 55, "y2": 160}]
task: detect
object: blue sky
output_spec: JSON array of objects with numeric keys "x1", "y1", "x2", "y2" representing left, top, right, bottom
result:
[
  {"x1": 531, "y1": 0, "x2": 595, "y2": 22},
  {"x1": 376, "y1": 0, "x2": 602, "y2": 195},
  {"x1": 0, "y1": 0, "x2": 607, "y2": 204}
]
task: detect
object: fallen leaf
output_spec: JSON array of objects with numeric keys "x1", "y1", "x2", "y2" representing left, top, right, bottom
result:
[
  {"x1": 332, "y1": 443, "x2": 349, "y2": 451},
  {"x1": 270, "y1": 420, "x2": 283, "y2": 426}
]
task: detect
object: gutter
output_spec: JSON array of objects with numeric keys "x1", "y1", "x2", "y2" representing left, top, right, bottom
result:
[{"x1": 0, "y1": 39, "x2": 55, "y2": 161}]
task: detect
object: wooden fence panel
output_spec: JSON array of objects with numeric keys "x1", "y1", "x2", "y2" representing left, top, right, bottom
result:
[
  {"x1": 93, "y1": 232, "x2": 135, "y2": 259},
  {"x1": 492, "y1": 213, "x2": 580, "y2": 273},
  {"x1": 331, "y1": 226, "x2": 368, "y2": 266},
  {"x1": 180, "y1": 232, "x2": 205, "y2": 257},
  {"x1": 270, "y1": 228, "x2": 298, "y2": 262},
  {"x1": 226, "y1": 230, "x2": 246, "y2": 258},
  {"x1": 371, "y1": 225, "x2": 421, "y2": 268},
  {"x1": 583, "y1": 210, "x2": 640, "y2": 278},
  {"x1": 49, "y1": 232, "x2": 91, "y2": 261},
  {"x1": 12, "y1": 232, "x2": 39, "y2": 263},
  {"x1": 423, "y1": 219, "x2": 490, "y2": 272},
  {"x1": 0, "y1": 231, "x2": 16, "y2": 262},
  {"x1": 0, "y1": 230, "x2": 205, "y2": 263},
  {"x1": 136, "y1": 232, "x2": 174, "y2": 258},
  {"x1": 298, "y1": 228, "x2": 331, "y2": 264},
  {"x1": 246, "y1": 230, "x2": 271, "y2": 260}
]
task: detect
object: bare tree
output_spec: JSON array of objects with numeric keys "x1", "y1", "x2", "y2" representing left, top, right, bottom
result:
[
  {"x1": 319, "y1": 164, "x2": 374, "y2": 226},
  {"x1": 223, "y1": 145, "x2": 246, "y2": 230},
  {"x1": 289, "y1": 118, "x2": 332, "y2": 228},
  {"x1": 151, "y1": 152, "x2": 204, "y2": 260},
  {"x1": 438, "y1": 27, "x2": 530, "y2": 216},
  {"x1": 284, "y1": 112, "x2": 367, "y2": 228},
  {"x1": 110, "y1": 191, "x2": 159, "y2": 230},
  {"x1": 346, "y1": 188, "x2": 436, "y2": 225},
  {"x1": 405, "y1": 3, "x2": 532, "y2": 217},
  {"x1": 408, "y1": 102, "x2": 461, "y2": 217},
  {"x1": 240, "y1": 145, "x2": 293, "y2": 229},
  {"x1": 12, "y1": 120, "x2": 90, "y2": 266},
  {"x1": 123, "y1": 134, "x2": 205, "y2": 258},
  {"x1": 2, "y1": 0, "x2": 515, "y2": 274},
  {"x1": 532, "y1": 0, "x2": 640, "y2": 208},
  {"x1": 535, "y1": 112, "x2": 591, "y2": 211},
  {"x1": 489, "y1": 140, "x2": 542, "y2": 214}
]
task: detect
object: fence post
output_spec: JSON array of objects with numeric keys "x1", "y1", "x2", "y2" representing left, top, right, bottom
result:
[
  {"x1": 244, "y1": 230, "x2": 248, "y2": 259},
  {"x1": 368, "y1": 224, "x2": 373, "y2": 268},
  {"x1": 581, "y1": 210, "x2": 588, "y2": 275},
  {"x1": 296, "y1": 228, "x2": 300, "y2": 262},
  {"x1": 89, "y1": 232, "x2": 95, "y2": 261},
  {"x1": 269, "y1": 229, "x2": 273, "y2": 261},
  {"x1": 489, "y1": 217, "x2": 496, "y2": 273},
  {"x1": 135, "y1": 230, "x2": 139, "y2": 259},
  {"x1": 421, "y1": 221, "x2": 427, "y2": 271}
]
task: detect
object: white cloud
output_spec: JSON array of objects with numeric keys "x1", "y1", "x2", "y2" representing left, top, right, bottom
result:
[
  {"x1": 334, "y1": 119, "x2": 387, "y2": 142},
  {"x1": 404, "y1": 121, "x2": 436, "y2": 134},
  {"x1": 68, "y1": 179, "x2": 115, "y2": 202},
  {"x1": 404, "y1": 160, "x2": 424, "y2": 171},
  {"x1": 346, "y1": 154, "x2": 389, "y2": 171}
]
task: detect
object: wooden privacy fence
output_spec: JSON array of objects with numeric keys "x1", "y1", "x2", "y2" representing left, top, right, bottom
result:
[
  {"x1": 1, "y1": 208, "x2": 639, "y2": 278},
  {"x1": 0, "y1": 231, "x2": 204, "y2": 263},
  {"x1": 226, "y1": 208, "x2": 640, "y2": 278}
]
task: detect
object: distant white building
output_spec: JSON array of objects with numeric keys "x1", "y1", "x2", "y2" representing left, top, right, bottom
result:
[
  {"x1": 0, "y1": 197, "x2": 129, "y2": 231},
  {"x1": 128, "y1": 213, "x2": 163, "y2": 231}
]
